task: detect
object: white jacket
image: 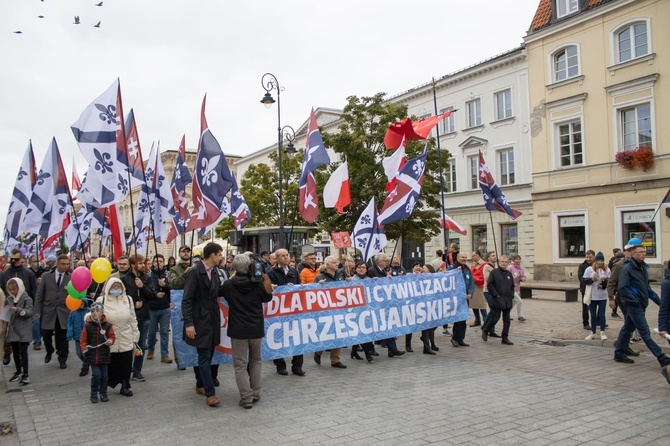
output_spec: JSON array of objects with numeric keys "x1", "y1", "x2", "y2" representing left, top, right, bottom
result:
[{"x1": 95, "y1": 277, "x2": 139, "y2": 353}]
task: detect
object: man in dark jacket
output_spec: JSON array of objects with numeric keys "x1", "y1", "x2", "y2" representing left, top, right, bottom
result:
[
  {"x1": 482, "y1": 255, "x2": 515, "y2": 345},
  {"x1": 147, "y1": 254, "x2": 172, "y2": 363},
  {"x1": 121, "y1": 255, "x2": 154, "y2": 382},
  {"x1": 313, "y1": 256, "x2": 347, "y2": 368},
  {"x1": 607, "y1": 241, "x2": 642, "y2": 350},
  {"x1": 267, "y1": 248, "x2": 304, "y2": 376},
  {"x1": 182, "y1": 243, "x2": 226, "y2": 407},
  {"x1": 34, "y1": 254, "x2": 71, "y2": 368},
  {"x1": 0, "y1": 250, "x2": 39, "y2": 363},
  {"x1": 613, "y1": 244, "x2": 670, "y2": 371},
  {"x1": 578, "y1": 250, "x2": 596, "y2": 330},
  {"x1": 659, "y1": 259, "x2": 670, "y2": 384},
  {"x1": 222, "y1": 253, "x2": 273, "y2": 409}
]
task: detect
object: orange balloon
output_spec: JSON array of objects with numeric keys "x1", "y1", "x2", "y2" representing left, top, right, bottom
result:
[{"x1": 66, "y1": 295, "x2": 82, "y2": 311}]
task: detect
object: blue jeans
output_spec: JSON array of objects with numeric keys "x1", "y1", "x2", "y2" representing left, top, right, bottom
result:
[
  {"x1": 133, "y1": 319, "x2": 150, "y2": 374},
  {"x1": 614, "y1": 304, "x2": 669, "y2": 364},
  {"x1": 74, "y1": 341, "x2": 89, "y2": 371},
  {"x1": 148, "y1": 308, "x2": 171, "y2": 357},
  {"x1": 482, "y1": 292, "x2": 496, "y2": 334},
  {"x1": 196, "y1": 348, "x2": 216, "y2": 397},
  {"x1": 589, "y1": 300, "x2": 607, "y2": 332},
  {"x1": 32, "y1": 316, "x2": 41, "y2": 345},
  {"x1": 91, "y1": 364, "x2": 109, "y2": 395}
]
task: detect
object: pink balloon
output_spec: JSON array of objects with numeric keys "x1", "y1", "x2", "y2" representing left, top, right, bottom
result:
[{"x1": 70, "y1": 266, "x2": 92, "y2": 292}]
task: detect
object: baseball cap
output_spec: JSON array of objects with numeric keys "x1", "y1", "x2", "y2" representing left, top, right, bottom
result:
[
  {"x1": 46, "y1": 255, "x2": 58, "y2": 262},
  {"x1": 179, "y1": 245, "x2": 191, "y2": 253},
  {"x1": 624, "y1": 237, "x2": 642, "y2": 250}
]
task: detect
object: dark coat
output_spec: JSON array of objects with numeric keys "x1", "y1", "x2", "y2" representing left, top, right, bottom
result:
[
  {"x1": 367, "y1": 264, "x2": 387, "y2": 278},
  {"x1": 450, "y1": 263, "x2": 475, "y2": 296},
  {"x1": 0, "y1": 265, "x2": 37, "y2": 298},
  {"x1": 578, "y1": 260, "x2": 593, "y2": 294},
  {"x1": 147, "y1": 268, "x2": 171, "y2": 311},
  {"x1": 618, "y1": 258, "x2": 660, "y2": 309},
  {"x1": 181, "y1": 261, "x2": 224, "y2": 349},
  {"x1": 659, "y1": 269, "x2": 670, "y2": 333},
  {"x1": 120, "y1": 271, "x2": 154, "y2": 321},
  {"x1": 315, "y1": 270, "x2": 337, "y2": 283},
  {"x1": 222, "y1": 273, "x2": 272, "y2": 339},
  {"x1": 34, "y1": 269, "x2": 71, "y2": 330},
  {"x1": 487, "y1": 267, "x2": 515, "y2": 310},
  {"x1": 268, "y1": 265, "x2": 300, "y2": 286}
]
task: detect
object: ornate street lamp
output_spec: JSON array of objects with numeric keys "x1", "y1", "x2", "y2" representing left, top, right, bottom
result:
[{"x1": 260, "y1": 73, "x2": 296, "y2": 249}]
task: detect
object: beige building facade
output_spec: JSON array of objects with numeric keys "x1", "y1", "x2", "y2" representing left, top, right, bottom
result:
[
  {"x1": 390, "y1": 47, "x2": 533, "y2": 272},
  {"x1": 525, "y1": 0, "x2": 670, "y2": 280}
]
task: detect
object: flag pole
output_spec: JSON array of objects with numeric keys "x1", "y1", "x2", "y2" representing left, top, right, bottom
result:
[
  {"x1": 99, "y1": 207, "x2": 108, "y2": 257},
  {"x1": 637, "y1": 189, "x2": 668, "y2": 250},
  {"x1": 189, "y1": 230, "x2": 194, "y2": 266},
  {"x1": 431, "y1": 78, "x2": 448, "y2": 251},
  {"x1": 66, "y1": 194, "x2": 87, "y2": 259},
  {"x1": 390, "y1": 221, "x2": 404, "y2": 268},
  {"x1": 488, "y1": 210, "x2": 500, "y2": 268}
]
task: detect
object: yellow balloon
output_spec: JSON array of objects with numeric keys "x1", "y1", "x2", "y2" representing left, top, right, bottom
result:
[{"x1": 90, "y1": 258, "x2": 112, "y2": 284}]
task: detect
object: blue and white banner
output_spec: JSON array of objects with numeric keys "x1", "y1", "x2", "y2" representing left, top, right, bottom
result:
[{"x1": 170, "y1": 269, "x2": 468, "y2": 368}]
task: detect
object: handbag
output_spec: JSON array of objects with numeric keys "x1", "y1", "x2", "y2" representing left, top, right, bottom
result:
[{"x1": 583, "y1": 284, "x2": 592, "y2": 305}]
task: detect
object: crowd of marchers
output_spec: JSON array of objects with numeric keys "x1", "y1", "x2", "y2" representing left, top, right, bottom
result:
[{"x1": 1, "y1": 236, "x2": 669, "y2": 408}]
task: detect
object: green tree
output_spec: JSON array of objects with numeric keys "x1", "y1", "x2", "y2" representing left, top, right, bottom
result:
[
  {"x1": 317, "y1": 93, "x2": 446, "y2": 245},
  {"x1": 215, "y1": 148, "x2": 310, "y2": 239}
]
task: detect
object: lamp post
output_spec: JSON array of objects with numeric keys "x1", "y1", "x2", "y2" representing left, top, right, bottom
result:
[{"x1": 260, "y1": 73, "x2": 297, "y2": 249}]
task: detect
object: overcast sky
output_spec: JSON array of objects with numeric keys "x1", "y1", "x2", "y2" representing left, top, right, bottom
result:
[{"x1": 0, "y1": 0, "x2": 540, "y2": 234}]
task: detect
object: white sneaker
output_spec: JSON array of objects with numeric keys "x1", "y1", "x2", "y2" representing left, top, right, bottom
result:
[
  {"x1": 600, "y1": 332, "x2": 607, "y2": 340},
  {"x1": 585, "y1": 333, "x2": 595, "y2": 341}
]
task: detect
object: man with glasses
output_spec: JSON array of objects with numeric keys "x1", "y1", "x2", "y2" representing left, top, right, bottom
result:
[
  {"x1": 299, "y1": 252, "x2": 319, "y2": 285},
  {"x1": 267, "y1": 249, "x2": 305, "y2": 376},
  {"x1": 0, "y1": 250, "x2": 38, "y2": 364},
  {"x1": 613, "y1": 243, "x2": 670, "y2": 378}
]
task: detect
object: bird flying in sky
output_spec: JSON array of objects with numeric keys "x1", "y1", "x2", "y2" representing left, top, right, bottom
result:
[
  {"x1": 94, "y1": 21, "x2": 101, "y2": 28},
  {"x1": 73, "y1": 16, "x2": 80, "y2": 24}
]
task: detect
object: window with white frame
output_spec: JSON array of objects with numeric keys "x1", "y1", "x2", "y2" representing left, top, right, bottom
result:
[
  {"x1": 469, "y1": 155, "x2": 478, "y2": 190},
  {"x1": 621, "y1": 209, "x2": 657, "y2": 257},
  {"x1": 498, "y1": 148, "x2": 515, "y2": 186},
  {"x1": 556, "y1": 0, "x2": 578, "y2": 18},
  {"x1": 553, "y1": 46, "x2": 579, "y2": 82},
  {"x1": 441, "y1": 107, "x2": 455, "y2": 133},
  {"x1": 494, "y1": 89, "x2": 512, "y2": 120},
  {"x1": 557, "y1": 120, "x2": 583, "y2": 167},
  {"x1": 445, "y1": 158, "x2": 457, "y2": 192},
  {"x1": 620, "y1": 103, "x2": 652, "y2": 151},
  {"x1": 557, "y1": 214, "x2": 586, "y2": 258},
  {"x1": 466, "y1": 99, "x2": 482, "y2": 128},
  {"x1": 616, "y1": 22, "x2": 648, "y2": 63}
]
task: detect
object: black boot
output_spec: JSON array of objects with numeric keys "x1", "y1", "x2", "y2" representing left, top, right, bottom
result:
[{"x1": 350, "y1": 350, "x2": 363, "y2": 360}]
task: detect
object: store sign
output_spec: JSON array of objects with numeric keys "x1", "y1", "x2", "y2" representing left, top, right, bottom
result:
[
  {"x1": 623, "y1": 210, "x2": 654, "y2": 223},
  {"x1": 559, "y1": 216, "x2": 585, "y2": 227}
]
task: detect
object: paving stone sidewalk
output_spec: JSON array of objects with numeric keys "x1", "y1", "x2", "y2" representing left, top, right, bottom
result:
[{"x1": 1, "y1": 294, "x2": 669, "y2": 445}]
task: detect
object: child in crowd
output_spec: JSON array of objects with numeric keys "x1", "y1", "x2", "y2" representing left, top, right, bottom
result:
[
  {"x1": 67, "y1": 299, "x2": 90, "y2": 377},
  {"x1": 80, "y1": 302, "x2": 115, "y2": 403},
  {"x1": 5, "y1": 278, "x2": 33, "y2": 385}
]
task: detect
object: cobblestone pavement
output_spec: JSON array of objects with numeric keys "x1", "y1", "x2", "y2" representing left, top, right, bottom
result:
[{"x1": 2, "y1": 293, "x2": 670, "y2": 445}]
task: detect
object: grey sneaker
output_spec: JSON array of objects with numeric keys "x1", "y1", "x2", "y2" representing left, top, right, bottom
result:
[
  {"x1": 9, "y1": 372, "x2": 21, "y2": 382},
  {"x1": 132, "y1": 372, "x2": 145, "y2": 382},
  {"x1": 20, "y1": 374, "x2": 30, "y2": 385}
]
